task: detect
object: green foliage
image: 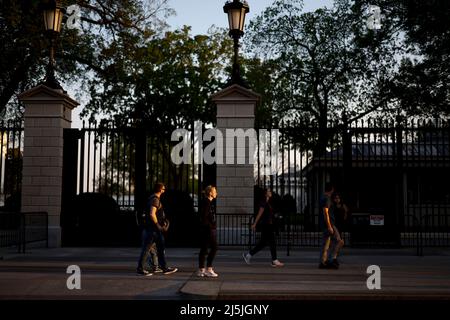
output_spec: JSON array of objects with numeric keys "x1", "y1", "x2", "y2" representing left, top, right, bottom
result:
[
  {"x1": 245, "y1": 0, "x2": 375, "y2": 128},
  {"x1": 0, "y1": 0, "x2": 46, "y2": 120},
  {"x1": 1, "y1": 0, "x2": 233, "y2": 131},
  {"x1": 244, "y1": 0, "x2": 450, "y2": 130},
  {"x1": 81, "y1": 26, "x2": 232, "y2": 134}
]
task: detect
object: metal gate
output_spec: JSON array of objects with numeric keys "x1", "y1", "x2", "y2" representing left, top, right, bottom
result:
[
  {"x1": 61, "y1": 121, "x2": 212, "y2": 247},
  {"x1": 252, "y1": 118, "x2": 450, "y2": 253}
]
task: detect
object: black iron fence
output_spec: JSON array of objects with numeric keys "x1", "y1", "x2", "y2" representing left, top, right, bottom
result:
[
  {"x1": 63, "y1": 121, "x2": 206, "y2": 210},
  {"x1": 252, "y1": 117, "x2": 450, "y2": 253},
  {"x1": 216, "y1": 211, "x2": 449, "y2": 257},
  {"x1": 0, "y1": 212, "x2": 48, "y2": 253},
  {"x1": 2, "y1": 115, "x2": 450, "y2": 252},
  {"x1": 61, "y1": 121, "x2": 214, "y2": 246},
  {"x1": 216, "y1": 214, "x2": 255, "y2": 248}
]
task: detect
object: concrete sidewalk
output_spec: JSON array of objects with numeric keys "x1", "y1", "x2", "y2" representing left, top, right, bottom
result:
[{"x1": 1, "y1": 247, "x2": 450, "y2": 300}]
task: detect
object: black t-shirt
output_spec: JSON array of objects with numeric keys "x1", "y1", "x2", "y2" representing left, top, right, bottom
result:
[
  {"x1": 144, "y1": 194, "x2": 165, "y2": 230},
  {"x1": 200, "y1": 197, "x2": 217, "y2": 229},
  {"x1": 258, "y1": 201, "x2": 273, "y2": 225},
  {"x1": 319, "y1": 194, "x2": 334, "y2": 230}
]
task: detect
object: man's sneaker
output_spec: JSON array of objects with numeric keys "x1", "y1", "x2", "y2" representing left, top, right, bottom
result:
[
  {"x1": 243, "y1": 253, "x2": 252, "y2": 265},
  {"x1": 271, "y1": 260, "x2": 284, "y2": 267},
  {"x1": 162, "y1": 267, "x2": 178, "y2": 275},
  {"x1": 329, "y1": 260, "x2": 339, "y2": 269},
  {"x1": 204, "y1": 269, "x2": 219, "y2": 277},
  {"x1": 318, "y1": 262, "x2": 328, "y2": 269},
  {"x1": 332, "y1": 258, "x2": 340, "y2": 267},
  {"x1": 136, "y1": 269, "x2": 153, "y2": 276},
  {"x1": 197, "y1": 269, "x2": 205, "y2": 277},
  {"x1": 152, "y1": 266, "x2": 164, "y2": 274}
]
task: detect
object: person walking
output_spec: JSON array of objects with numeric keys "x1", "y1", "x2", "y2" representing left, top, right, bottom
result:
[
  {"x1": 329, "y1": 192, "x2": 347, "y2": 266},
  {"x1": 243, "y1": 188, "x2": 284, "y2": 267},
  {"x1": 197, "y1": 186, "x2": 219, "y2": 277},
  {"x1": 318, "y1": 183, "x2": 344, "y2": 269},
  {"x1": 333, "y1": 193, "x2": 349, "y2": 232},
  {"x1": 136, "y1": 183, "x2": 177, "y2": 276}
]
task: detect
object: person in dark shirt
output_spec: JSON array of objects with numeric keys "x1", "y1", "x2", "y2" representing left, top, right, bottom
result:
[
  {"x1": 318, "y1": 183, "x2": 344, "y2": 269},
  {"x1": 333, "y1": 193, "x2": 349, "y2": 232},
  {"x1": 243, "y1": 188, "x2": 284, "y2": 267},
  {"x1": 197, "y1": 186, "x2": 219, "y2": 277},
  {"x1": 136, "y1": 183, "x2": 177, "y2": 275}
]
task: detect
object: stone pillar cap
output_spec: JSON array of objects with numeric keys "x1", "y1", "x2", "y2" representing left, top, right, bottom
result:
[
  {"x1": 211, "y1": 84, "x2": 261, "y2": 103},
  {"x1": 18, "y1": 84, "x2": 79, "y2": 110}
]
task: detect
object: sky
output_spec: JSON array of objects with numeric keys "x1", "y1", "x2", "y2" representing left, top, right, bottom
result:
[
  {"x1": 166, "y1": 0, "x2": 333, "y2": 35},
  {"x1": 71, "y1": 0, "x2": 334, "y2": 128}
]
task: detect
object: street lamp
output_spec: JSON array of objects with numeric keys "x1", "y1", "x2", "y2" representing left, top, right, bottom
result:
[
  {"x1": 223, "y1": 0, "x2": 249, "y2": 87},
  {"x1": 42, "y1": 0, "x2": 65, "y2": 90}
]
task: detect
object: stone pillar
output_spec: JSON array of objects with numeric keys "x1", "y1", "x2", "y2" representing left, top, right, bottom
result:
[
  {"x1": 18, "y1": 85, "x2": 79, "y2": 247},
  {"x1": 211, "y1": 84, "x2": 260, "y2": 221}
]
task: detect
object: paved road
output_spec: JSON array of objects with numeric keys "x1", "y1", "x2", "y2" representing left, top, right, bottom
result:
[{"x1": 1, "y1": 247, "x2": 450, "y2": 300}]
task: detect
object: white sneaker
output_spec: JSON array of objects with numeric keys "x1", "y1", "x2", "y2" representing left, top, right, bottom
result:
[
  {"x1": 204, "y1": 269, "x2": 218, "y2": 277},
  {"x1": 243, "y1": 253, "x2": 251, "y2": 265},
  {"x1": 271, "y1": 259, "x2": 284, "y2": 267},
  {"x1": 197, "y1": 269, "x2": 205, "y2": 277}
]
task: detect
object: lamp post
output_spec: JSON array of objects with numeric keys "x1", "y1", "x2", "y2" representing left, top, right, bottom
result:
[
  {"x1": 223, "y1": 0, "x2": 249, "y2": 87},
  {"x1": 42, "y1": 0, "x2": 65, "y2": 90}
]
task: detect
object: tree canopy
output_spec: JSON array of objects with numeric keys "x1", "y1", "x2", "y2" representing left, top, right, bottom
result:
[
  {"x1": 0, "y1": 0, "x2": 232, "y2": 134},
  {"x1": 244, "y1": 0, "x2": 450, "y2": 128},
  {"x1": 1, "y1": 0, "x2": 448, "y2": 130}
]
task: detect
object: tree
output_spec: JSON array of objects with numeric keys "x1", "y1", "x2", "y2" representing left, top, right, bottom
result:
[
  {"x1": 382, "y1": 0, "x2": 450, "y2": 117},
  {"x1": 0, "y1": 0, "x2": 174, "y2": 120},
  {"x1": 1, "y1": 1, "x2": 234, "y2": 135},
  {"x1": 244, "y1": 0, "x2": 450, "y2": 151},
  {"x1": 81, "y1": 26, "x2": 232, "y2": 135},
  {"x1": 327, "y1": 0, "x2": 450, "y2": 120},
  {"x1": 1, "y1": 0, "x2": 45, "y2": 120},
  {"x1": 245, "y1": 0, "x2": 392, "y2": 150}
]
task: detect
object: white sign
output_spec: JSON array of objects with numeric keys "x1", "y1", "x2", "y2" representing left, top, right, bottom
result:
[{"x1": 370, "y1": 215, "x2": 384, "y2": 226}]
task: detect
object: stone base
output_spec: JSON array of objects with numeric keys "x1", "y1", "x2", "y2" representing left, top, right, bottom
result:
[{"x1": 47, "y1": 226, "x2": 62, "y2": 248}]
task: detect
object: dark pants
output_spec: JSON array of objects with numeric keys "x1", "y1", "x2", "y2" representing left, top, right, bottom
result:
[
  {"x1": 319, "y1": 225, "x2": 341, "y2": 263},
  {"x1": 154, "y1": 230, "x2": 167, "y2": 269},
  {"x1": 137, "y1": 227, "x2": 155, "y2": 271},
  {"x1": 198, "y1": 227, "x2": 218, "y2": 269},
  {"x1": 137, "y1": 228, "x2": 167, "y2": 271},
  {"x1": 250, "y1": 224, "x2": 277, "y2": 261}
]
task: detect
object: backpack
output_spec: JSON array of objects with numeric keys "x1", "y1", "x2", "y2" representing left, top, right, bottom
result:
[{"x1": 136, "y1": 209, "x2": 151, "y2": 227}]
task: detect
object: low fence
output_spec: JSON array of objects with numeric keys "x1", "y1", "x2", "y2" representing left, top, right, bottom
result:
[
  {"x1": 216, "y1": 214, "x2": 255, "y2": 250},
  {"x1": 0, "y1": 212, "x2": 48, "y2": 253},
  {"x1": 216, "y1": 212, "x2": 450, "y2": 256}
]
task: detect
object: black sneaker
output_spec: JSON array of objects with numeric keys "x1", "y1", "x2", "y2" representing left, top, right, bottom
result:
[
  {"x1": 332, "y1": 258, "x2": 340, "y2": 267},
  {"x1": 328, "y1": 260, "x2": 339, "y2": 269},
  {"x1": 318, "y1": 262, "x2": 328, "y2": 269},
  {"x1": 162, "y1": 267, "x2": 178, "y2": 275},
  {"x1": 136, "y1": 269, "x2": 153, "y2": 276}
]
